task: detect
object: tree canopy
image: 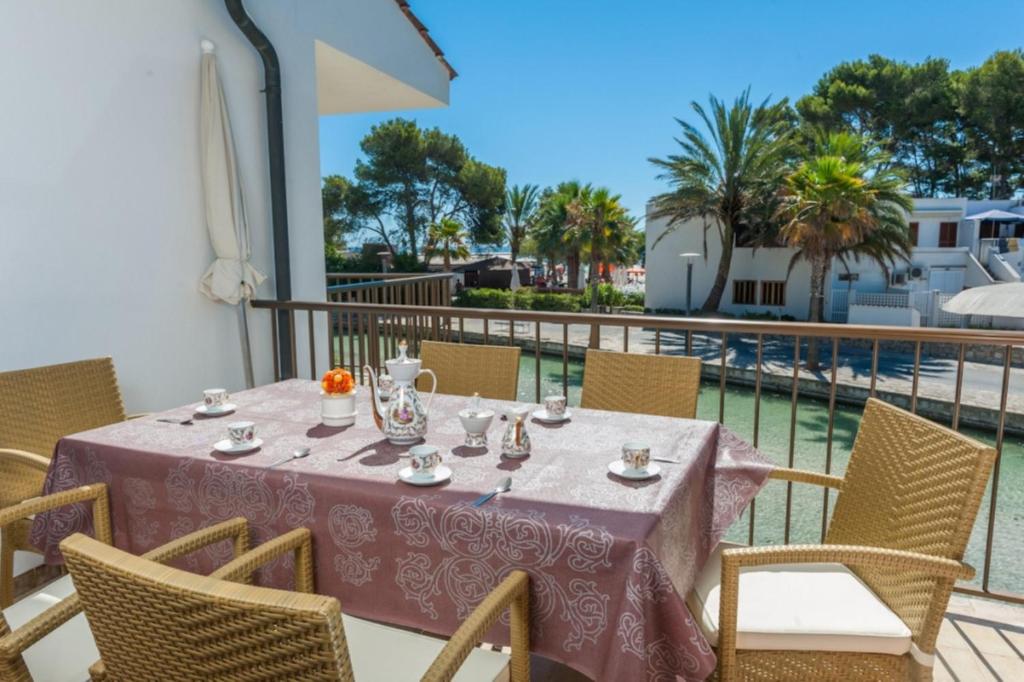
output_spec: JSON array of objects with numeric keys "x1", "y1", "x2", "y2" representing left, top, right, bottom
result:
[
  {"x1": 797, "y1": 50, "x2": 1024, "y2": 199},
  {"x1": 323, "y1": 118, "x2": 506, "y2": 261}
]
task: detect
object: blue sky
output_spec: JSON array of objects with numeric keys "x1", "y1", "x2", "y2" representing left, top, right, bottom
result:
[{"x1": 319, "y1": 0, "x2": 1024, "y2": 223}]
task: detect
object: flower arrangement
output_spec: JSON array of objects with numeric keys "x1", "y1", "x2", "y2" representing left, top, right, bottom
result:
[{"x1": 321, "y1": 368, "x2": 355, "y2": 396}]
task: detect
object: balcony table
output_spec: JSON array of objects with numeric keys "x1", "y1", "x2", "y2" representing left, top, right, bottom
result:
[{"x1": 32, "y1": 379, "x2": 772, "y2": 681}]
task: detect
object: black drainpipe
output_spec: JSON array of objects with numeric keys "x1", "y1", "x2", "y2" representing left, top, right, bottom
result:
[{"x1": 225, "y1": 0, "x2": 294, "y2": 379}]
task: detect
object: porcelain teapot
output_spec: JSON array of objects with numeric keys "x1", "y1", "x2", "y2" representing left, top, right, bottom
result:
[{"x1": 365, "y1": 341, "x2": 437, "y2": 445}]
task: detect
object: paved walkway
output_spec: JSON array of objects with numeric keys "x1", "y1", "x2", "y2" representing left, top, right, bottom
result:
[{"x1": 455, "y1": 318, "x2": 1024, "y2": 416}]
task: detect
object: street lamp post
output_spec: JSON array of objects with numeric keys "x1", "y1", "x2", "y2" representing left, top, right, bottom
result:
[
  {"x1": 680, "y1": 253, "x2": 700, "y2": 316},
  {"x1": 377, "y1": 251, "x2": 393, "y2": 274}
]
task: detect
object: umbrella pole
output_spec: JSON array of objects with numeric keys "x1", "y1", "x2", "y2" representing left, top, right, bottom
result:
[{"x1": 238, "y1": 301, "x2": 255, "y2": 388}]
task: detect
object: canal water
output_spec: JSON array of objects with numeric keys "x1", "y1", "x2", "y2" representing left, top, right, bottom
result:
[{"x1": 516, "y1": 354, "x2": 1024, "y2": 596}]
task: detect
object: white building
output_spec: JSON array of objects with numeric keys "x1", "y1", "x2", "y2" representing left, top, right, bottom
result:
[
  {"x1": 645, "y1": 197, "x2": 1024, "y2": 326},
  {"x1": 1, "y1": 0, "x2": 453, "y2": 412}
]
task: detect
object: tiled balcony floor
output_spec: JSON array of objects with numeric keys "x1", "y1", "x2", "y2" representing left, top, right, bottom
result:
[{"x1": 937, "y1": 595, "x2": 1024, "y2": 681}]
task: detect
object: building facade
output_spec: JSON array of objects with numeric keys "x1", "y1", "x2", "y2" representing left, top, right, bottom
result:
[
  {"x1": 645, "y1": 198, "x2": 1024, "y2": 326},
  {"x1": 1, "y1": 0, "x2": 451, "y2": 412}
]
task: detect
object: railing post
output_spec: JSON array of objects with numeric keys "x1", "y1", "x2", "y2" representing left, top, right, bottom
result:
[{"x1": 368, "y1": 313, "x2": 381, "y2": 379}]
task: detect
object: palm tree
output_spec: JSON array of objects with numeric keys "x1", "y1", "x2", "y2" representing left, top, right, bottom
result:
[
  {"x1": 565, "y1": 187, "x2": 635, "y2": 312},
  {"x1": 425, "y1": 218, "x2": 470, "y2": 272},
  {"x1": 780, "y1": 132, "x2": 912, "y2": 368},
  {"x1": 649, "y1": 89, "x2": 795, "y2": 312},
  {"x1": 532, "y1": 181, "x2": 589, "y2": 286},
  {"x1": 503, "y1": 184, "x2": 540, "y2": 270}
]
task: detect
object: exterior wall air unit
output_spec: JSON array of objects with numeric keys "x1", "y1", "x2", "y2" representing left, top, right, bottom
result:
[{"x1": 910, "y1": 266, "x2": 926, "y2": 280}]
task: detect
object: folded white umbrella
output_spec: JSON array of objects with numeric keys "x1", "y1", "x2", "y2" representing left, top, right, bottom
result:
[
  {"x1": 198, "y1": 40, "x2": 265, "y2": 386},
  {"x1": 941, "y1": 282, "x2": 1024, "y2": 318},
  {"x1": 510, "y1": 263, "x2": 521, "y2": 291}
]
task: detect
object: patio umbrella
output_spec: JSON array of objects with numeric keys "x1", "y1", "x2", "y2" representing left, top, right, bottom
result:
[
  {"x1": 198, "y1": 40, "x2": 265, "y2": 387},
  {"x1": 964, "y1": 209, "x2": 1024, "y2": 222},
  {"x1": 941, "y1": 282, "x2": 1024, "y2": 318},
  {"x1": 509, "y1": 262, "x2": 521, "y2": 291}
]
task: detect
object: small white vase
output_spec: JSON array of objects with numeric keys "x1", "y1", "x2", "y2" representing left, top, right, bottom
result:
[{"x1": 321, "y1": 390, "x2": 356, "y2": 427}]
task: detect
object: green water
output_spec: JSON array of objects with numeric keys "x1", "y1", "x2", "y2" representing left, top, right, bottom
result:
[{"x1": 516, "y1": 354, "x2": 1024, "y2": 596}]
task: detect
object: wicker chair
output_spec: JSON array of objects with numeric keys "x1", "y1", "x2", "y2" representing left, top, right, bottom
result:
[
  {"x1": 419, "y1": 340, "x2": 521, "y2": 401},
  {"x1": 580, "y1": 349, "x2": 702, "y2": 419},
  {"x1": 61, "y1": 525, "x2": 531, "y2": 681},
  {"x1": 688, "y1": 398, "x2": 996, "y2": 682},
  {"x1": 0, "y1": 477, "x2": 112, "y2": 682},
  {"x1": 0, "y1": 357, "x2": 135, "y2": 608}
]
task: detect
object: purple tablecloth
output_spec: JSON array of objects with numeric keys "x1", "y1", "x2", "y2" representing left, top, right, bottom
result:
[{"x1": 33, "y1": 379, "x2": 772, "y2": 681}]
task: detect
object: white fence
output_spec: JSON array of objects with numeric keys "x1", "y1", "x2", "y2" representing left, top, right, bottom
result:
[{"x1": 830, "y1": 288, "x2": 993, "y2": 328}]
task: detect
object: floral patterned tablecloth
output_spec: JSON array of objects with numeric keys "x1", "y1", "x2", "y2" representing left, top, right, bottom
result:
[{"x1": 33, "y1": 379, "x2": 772, "y2": 681}]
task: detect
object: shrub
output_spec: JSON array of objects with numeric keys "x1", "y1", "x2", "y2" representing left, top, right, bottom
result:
[
  {"x1": 453, "y1": 287, "x2": 583, "y2": 312},
  {"x1": 530, "y1": 293, "x2": 581, "y2": 312},
  {"x1": 511, "y1": 289, "x2": 534, "y2": 310},
  {"x1": 581, "y1": 282, "x2": 626, "y2": 308},
  {"x1": 740, "y1": 311, "x2": 780, "y2": 321},
  {"x1": 324, "y1": 246, "x2": 426, "y2": 273},
  {"x1": 623, "y1": 291, "x2": 645, "y2": 307},
  {"x1": 453, "y1": 288, "x2": 512, "y2": 309}
]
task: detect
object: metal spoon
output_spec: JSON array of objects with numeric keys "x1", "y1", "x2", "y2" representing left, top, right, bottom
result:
[
  {"x1": 651, "y1": 456, "x2": 680, "y2": 464},
  {"x1": 269, "y1": 447, "x2": 311, "y2": 468},
  {"x1": 471, "y1": 477, "x2": 512, "y2": 507},
  {"x1": 157, "y1": 417, "x2": 193, "y2": 426}
]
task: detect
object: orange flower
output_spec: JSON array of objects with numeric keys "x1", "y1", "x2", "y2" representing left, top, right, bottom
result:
[{"x1": 321, "y1": 368, "x2": 354, "y2": 395}]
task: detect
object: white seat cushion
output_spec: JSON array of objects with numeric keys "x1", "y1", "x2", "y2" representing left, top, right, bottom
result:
[
  {"x1": 688, "y1": 542, "x2": 912, "y2": 656},
  {"x1": 2, "y1": 574, "x2": 99, "y2": 682},
  {"x1": 13, "y1": 550, "x2": 46, "y2": 576},
  {"x1": 344, "y1": 613, "x2": 510, "y2": 681}
]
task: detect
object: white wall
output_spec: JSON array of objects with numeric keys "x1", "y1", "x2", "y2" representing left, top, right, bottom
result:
[
  {"x1": 848, "y1": 305, "x2": 920, "y2": 327},
  {"x1": 0, "y1": 0, "x2": 448, "y2": 412},
  {"x1": 644, "y1": 212, "x2": 814, "y2": 319}
]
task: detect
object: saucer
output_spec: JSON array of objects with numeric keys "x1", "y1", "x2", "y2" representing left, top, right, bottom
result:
[
  {"x1": 196, "y1": 403, "x2": 237, "y2": 416},
  {"x1": 608, "y1": 460, "x2": 661, "y2": 480},
  {"x1": 213, "y1": 438, "x2": 263, "y2": 455},
  {"x1": 398, "y1": 465, "x2": 452, "y2": 486},
  {"x1": 532, "y1": 408, "x2": 571, "y2": 424}
]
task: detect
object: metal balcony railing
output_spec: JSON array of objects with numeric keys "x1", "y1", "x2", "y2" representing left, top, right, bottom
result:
[{"x1": 249, "y1": 295, "x2": 1024, "y2": 606}]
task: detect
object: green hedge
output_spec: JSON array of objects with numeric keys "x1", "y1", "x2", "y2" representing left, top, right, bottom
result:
[
  {"x1": 453, "y1": 287, "x2": 581, "y2": 312},
  {"x1": 453, "y1": 288, "x2": 513, "y2": 309}
]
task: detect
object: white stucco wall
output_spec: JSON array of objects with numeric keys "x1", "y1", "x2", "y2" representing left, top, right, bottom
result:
[
  {"x1": 0, "y1": 0, "x2": 448, "y2": 412},
  {"x1": 644, "y1": 212, "x2": 815, "y2": 319},
  {"x1": 848, "y1": 305, "x2": 920, "y2": 327}
]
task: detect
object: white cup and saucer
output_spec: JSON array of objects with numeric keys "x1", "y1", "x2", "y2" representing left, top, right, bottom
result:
[
  {"x1": 196, "y1": 388, "x2": 237, "y2": 417},
  {"x1": 532, "y1": 395, "x2": 571, "y2": 424},
  {"x1": 214, "y1": 420, "x2": 262, "y2": 455},
  {"x1": 399, "y1": 445, "x2": 452, "y2": 486},
  {"x1": 608, "y1": 441, "x2": 661, "y2": 480}
]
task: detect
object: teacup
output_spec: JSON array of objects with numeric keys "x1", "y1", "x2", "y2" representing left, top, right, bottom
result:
[
  {"x1": 409, "y1": 444, "x2": 441, "y2": 477},
  {"x1": 227, "y1": 421, "x2": 255, "y2": 446},
  {"x1": 621, "y1": 442, "x2": 651, "y2": 471},
  {"x1": 544, "y1": 395, "x2": 567, "y2": 417},
  {"x1": 204, "y1": 388, "x2": 229, "y2": 409}
]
